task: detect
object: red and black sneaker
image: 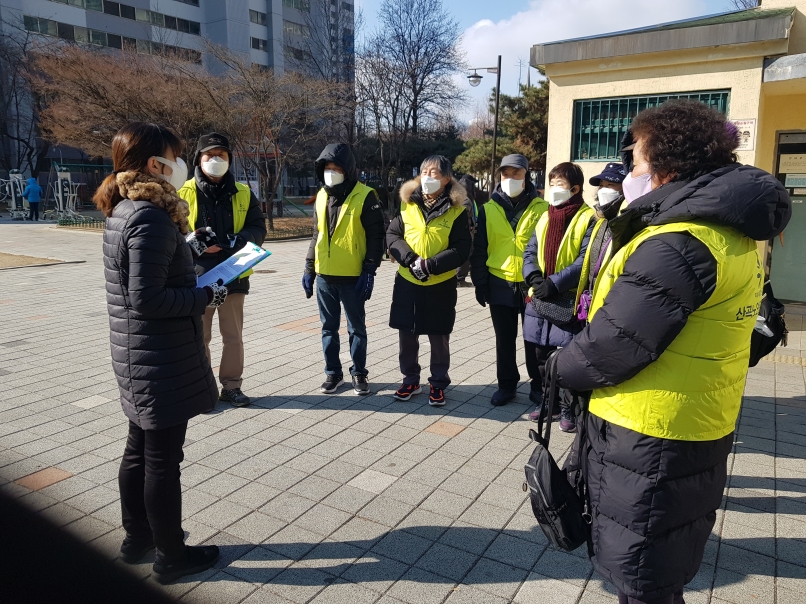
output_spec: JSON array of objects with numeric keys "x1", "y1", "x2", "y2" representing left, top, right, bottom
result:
[
  {"x1": 428, "y1": 385, "x2": 446, "y2": 407},
  {"x1": 394, "y1": 383, "x2": 422, "y2": 401}
]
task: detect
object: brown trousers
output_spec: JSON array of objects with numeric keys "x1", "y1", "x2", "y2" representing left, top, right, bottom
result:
[{"x1": 203, "y1": 293, "x2": 245, "y2": 390}]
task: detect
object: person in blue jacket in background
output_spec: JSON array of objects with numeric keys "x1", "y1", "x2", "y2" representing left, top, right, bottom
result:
[{"x1": 22, "y1": 177, "x2": 43, "y2": 221}]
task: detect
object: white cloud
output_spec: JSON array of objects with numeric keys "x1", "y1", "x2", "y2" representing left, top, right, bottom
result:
[{"x1": 457, "y1": 0, "x2": 718, "y2": 120}]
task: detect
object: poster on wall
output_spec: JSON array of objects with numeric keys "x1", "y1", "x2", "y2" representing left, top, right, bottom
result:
[
  {"x1": 730, "y1": 119, "x2": 756, "y2": 151},
  {"x1": 780, "y1": 154, "x2": 806, "y2": 174},
  {"x1": 784, "y1": 174, "x2": 806, "y2": 188}
]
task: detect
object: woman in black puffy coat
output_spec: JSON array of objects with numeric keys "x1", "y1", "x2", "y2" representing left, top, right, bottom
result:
[{"x1": 96, "y1": 123, "x2": 227, "y2": 584}]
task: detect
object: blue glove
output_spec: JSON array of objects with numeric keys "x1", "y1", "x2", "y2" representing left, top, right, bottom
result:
[
  {"x1": 302, "y1": 272, "x2": 315, "y2": 299},
  {"x1": 355, "y1": 271, "x2": 375, "y2": 301}
]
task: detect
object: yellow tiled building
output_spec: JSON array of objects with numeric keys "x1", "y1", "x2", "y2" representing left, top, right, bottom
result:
[{"x1": 531, "y1": 0, "x2": 806, "y2": 302}]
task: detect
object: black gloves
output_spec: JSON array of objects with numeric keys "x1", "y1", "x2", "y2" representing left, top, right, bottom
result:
[
  {"x1": 186, "y1": 227, "x2": 219, "y2": 257},
  {"x1": 302, "y1": 271, "x2": 315, "y2": 299},
  {"x1": 532, "y1": 278, "x2": 558, "y2": 300},
  {"x1": 227, "y1": 233, "x2": 248, "y2": 251},
  {"x1": 525, "y1": 271, "x2": 544, "y2": 289},
  {"x1": 475, "y1": 287, "x2": 488, "y2": 308},
  {"x1": 355, "y1": 272, "x2": 375, "y2": 301}
]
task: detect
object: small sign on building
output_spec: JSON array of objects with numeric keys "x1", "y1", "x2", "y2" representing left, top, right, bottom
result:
[
  {"x1": 730, "y1": 119, "x2": 756, "y2": 151},
  {"x1": 780, "y1": 154, "x2": 806, "y2": 174},
  {"x1": 784, "y1": 174, "x2": 806, "y2": 188}
]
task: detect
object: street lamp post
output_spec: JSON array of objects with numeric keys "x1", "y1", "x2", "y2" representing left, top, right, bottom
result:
[{"x1": 467, "y1": 55, "x2": 502, "y2": 195}]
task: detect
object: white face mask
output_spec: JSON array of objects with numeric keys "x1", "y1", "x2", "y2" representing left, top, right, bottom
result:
[
  {"x1": 154, "y1": 156, "x2": 188, "y2": 191},
  {"x1": 421, "y1": 176, "x2": 442, "y2": 195},
  {"x1": 597, "y1": 187, "x2": 622, "y2": 207},
  {"x1": 201, "y1": 156, "x2": 229, "y2": 178},
  {"x1": 622, "y1": 172, "x2": 653, "y2": 204},
  {"x1": 548, "y1": 186, "x2": 572, "y2": 206},
  {"x1": 323, "y1": 170, "x2": 344, "y2": 187},
  {"x1": 501, "y1": 178, "x2": 525, "y2": 198}
]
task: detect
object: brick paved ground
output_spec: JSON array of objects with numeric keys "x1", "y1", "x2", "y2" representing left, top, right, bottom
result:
[{"x1": 0, "y1": 220, "x2": 805, "y2": 603}]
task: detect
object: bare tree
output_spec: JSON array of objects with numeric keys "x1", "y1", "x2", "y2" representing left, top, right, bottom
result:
[
  {"x1": 0, "y1": 22, "x2": 55, "y2": 175},
  {"x1": 462, "y1": 102, "x2": 495, "y2": 140},
  {"x1": 183, "y1": 42, "x2": 345, "y2": 228},
  {"x1": 729, "y1": 0, "x2": 759, "y2": 8},
  {"x1": 374, "y1": 0, "x2": 467, "y2": 135},
  {"x1": 31, "y1": 44, "x2": 218, "y2": 158}
]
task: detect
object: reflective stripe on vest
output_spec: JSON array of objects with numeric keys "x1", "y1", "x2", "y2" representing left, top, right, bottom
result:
[
  {"x1": 177, "y1": 179, "x2": 255, "y2": 279},
  {"x1": 397, "y1": 201, "x2": 466, "y2": 286},
  {"x1": 485, "y1": 197, "x2": 548, "y2": 283},
  {"x1": 313, "y1": 182, "x2": 374, "y2": 277},
  {"x1": 534, "y1": 205, "x2": 594, "y2": 277},
  {"x1": 588, "y1": 221, "x2": 763, "y2": 441}
]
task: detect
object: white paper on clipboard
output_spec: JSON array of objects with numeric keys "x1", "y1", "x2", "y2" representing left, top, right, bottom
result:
[{"x1": 196, "y1": 243, "x2": 271, "y2": 288}]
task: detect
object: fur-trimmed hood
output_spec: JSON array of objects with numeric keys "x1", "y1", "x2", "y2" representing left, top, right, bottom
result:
[
  {"x1": 400, "y1": 176, "x2": 467, "y2": 207},
  {"x1": 116, "y1": 171, "x2": 190, "y2": 234}
]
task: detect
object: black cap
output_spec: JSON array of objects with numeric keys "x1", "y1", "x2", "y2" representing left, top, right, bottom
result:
[
  {"x1": 589, "y1": 162, "x2": 627, "y2": 186},
  {"x1": 194, "y1": 132, "x2": 231, "y2": 165},
  {"x1": 499, "y1": 154, "x2": 529, "y2": 171}
]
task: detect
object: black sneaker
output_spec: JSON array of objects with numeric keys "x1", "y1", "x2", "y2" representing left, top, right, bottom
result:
[
  {"x1": 491, "y1": 388, "x2": 516, "y2": 406},
  {"x1": 352, "y1": 375, "x2": 370, "y2": 395},
  {"x1": 429, "y1": 385, "x2": 446, "y2": 407},
  {"x1": 119, "y1": 535, "x2": 155, "y2": 564},
  {"x1": 152, "y1": 545, "x2": 219, "y2": 585},
  {"x1": 219, "y1": 388, "x2": 251, "y2": 407},
  {"x1": 559, "y1": 406, "x2": 577, "y2": 433},
  {"x1": 320, "y1": 375, "x2": 344, "y2": 394}
]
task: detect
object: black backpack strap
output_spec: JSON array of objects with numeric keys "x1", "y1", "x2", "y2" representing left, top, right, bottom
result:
[
  {"x1": 540, "y1": 351, "x2": 561, "y2": 448},
  {"x1": 576, "y1": 394, "x2": 595, "y2": 558}
]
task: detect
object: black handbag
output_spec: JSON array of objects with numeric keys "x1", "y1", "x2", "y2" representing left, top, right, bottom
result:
[
  {"x1": 530, "y1": 290, "x2": 577, "y2": 326},
  {"x1": 749, "y1": 281, "x2": 788, "y2": 367},
  {"x1": 523, "y1": 352, "x2": 591, "y2": 553}
]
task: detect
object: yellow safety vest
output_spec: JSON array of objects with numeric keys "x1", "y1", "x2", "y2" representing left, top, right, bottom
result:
[
  {"x1": 533, "y1": 205, "x2": 594, "y2": 278},
  {"x1": 177, "y1": 178, "x2": 255, "y2": 279},
  {"x1": 313, "y1": 182, "x2": 374, "y2": 277},
  {"x1": 397, "y1": 201, "x2": 466, "y2": 286},
  {"x1": 485, "y1": 197, "x2": 548, "y2": 282},
  {"x1": 588, "y1": 221, "x2": 763, "y2": 441}
]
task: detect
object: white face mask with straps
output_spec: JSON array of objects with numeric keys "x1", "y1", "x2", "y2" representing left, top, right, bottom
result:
[
  {"x1": 201, "y1": 156, "x2": 229, "y2": 178},
  {"x1": 154, "y1": 156, "x2": 188, "y2": 191}
]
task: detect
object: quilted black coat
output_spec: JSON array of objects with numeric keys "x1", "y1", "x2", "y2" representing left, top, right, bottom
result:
[
  {"x1": 556, "y1": 164, "x2": 791, "y2": 601},
  {"x1": 103, "y1": 199, "x2": 218, "y2": 430}
]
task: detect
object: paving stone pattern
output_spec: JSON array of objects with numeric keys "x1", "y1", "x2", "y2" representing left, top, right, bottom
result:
[{"x1": 1, "y1": 222, "x2": 805, "y2": 603}]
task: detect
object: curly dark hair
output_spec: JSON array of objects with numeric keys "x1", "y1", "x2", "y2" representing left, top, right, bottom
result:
[{"x1": 630, "y1": 99, "x2": 740, "y2": 182}]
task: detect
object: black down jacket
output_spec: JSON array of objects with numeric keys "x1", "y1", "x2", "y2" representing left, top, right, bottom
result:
[
  {"x1": 104, "y1": 199, "x2": 219, "y2": 430},
  {"x1": 556, "y1": 164, "x2": 791, "y2": 601},
  {"x1": 387, "y1": 177, "x2": 472, "y2": 335}
]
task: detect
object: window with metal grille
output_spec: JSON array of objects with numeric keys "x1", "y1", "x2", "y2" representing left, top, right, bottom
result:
[{"x1": 571, "y1": 91, "x2": 730, "y2": 161}]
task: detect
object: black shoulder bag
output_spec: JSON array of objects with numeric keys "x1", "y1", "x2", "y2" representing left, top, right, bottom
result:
[
  {"x1": 523, "y1": 351, "x2": 592, "y2": 552},
  {"x1": 749, "y1": 281, "x2": 788, "y2": 367}
]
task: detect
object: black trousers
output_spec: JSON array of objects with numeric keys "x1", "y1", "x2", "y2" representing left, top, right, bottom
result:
[
  {"x1": 524, "y1": 341, "x2": 574, "y2": 411},
  {"x1": 489, "y1": 303, "x2": 538, "y2": 391},
  {"x1": 27, "y1": 202, "x2": 39, "y2": 221},
  {"x1": 399, "y1": 330, "x2": 451, "y2": 389},
  {"x1": 119, "y1": 420, "x2": 187, "y2": 562}
]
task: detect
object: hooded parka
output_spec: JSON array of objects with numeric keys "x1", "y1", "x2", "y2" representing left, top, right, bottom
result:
[
  {"x1": 305, "y1": 143, "x2": 386, "y2": 281},
  {"x1": 386, "y1": 177, "x2": 472, "y2": 335},
  {"x1": 556, "y1": 164, "x2": 791, "y2": 601},
  {"x1": 103, "y1": 173, "x2": 219, "y2": 430}
]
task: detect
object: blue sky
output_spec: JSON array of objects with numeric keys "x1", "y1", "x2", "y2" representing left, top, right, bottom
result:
[{"x1": 355, "y1": 0, "x2": 743, "y2": 121}]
